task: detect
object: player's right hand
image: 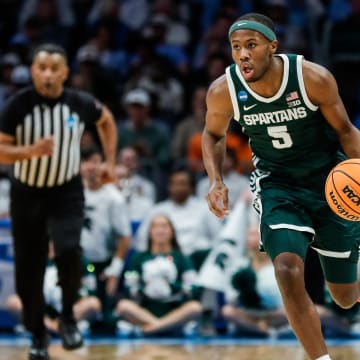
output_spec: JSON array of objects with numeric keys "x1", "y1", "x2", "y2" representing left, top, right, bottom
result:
[
  {"x1": 29, "y1": 136, "x2": 54, "y2": 157},
  {"x1": 206, "y1": 180, "x2": 229, "y2": 219}
]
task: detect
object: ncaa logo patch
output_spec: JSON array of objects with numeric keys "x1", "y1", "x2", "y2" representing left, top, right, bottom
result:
[
  {"x1": 66, "y1": 115, "x2": 76, "y2": 129},
  {"x1": 238, "y1": 90, "x2": 248, "y2": 102}
]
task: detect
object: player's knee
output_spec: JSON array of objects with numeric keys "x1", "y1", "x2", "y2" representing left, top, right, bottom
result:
[
  {"x1": 274, "y1": 259, "x2": 303, "y2": 292},
  {"x1": 327, "y1": 283, "x2": 359, "y2": 309},
  {"x1": 331, "y1": 292, "x2": 357, "y2": 309},
  {"x1": 333, "y1": 296, "x2": 356, "y2": 309}
]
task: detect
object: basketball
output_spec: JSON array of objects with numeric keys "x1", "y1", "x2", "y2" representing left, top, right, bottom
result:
[{"x1": 325, "y1": 159, "x2": 360, "y2": 221}]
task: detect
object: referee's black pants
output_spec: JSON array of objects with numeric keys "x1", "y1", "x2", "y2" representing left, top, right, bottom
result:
[{"x1": 10, "y1": 176, "x2": 84, "y2": 337}]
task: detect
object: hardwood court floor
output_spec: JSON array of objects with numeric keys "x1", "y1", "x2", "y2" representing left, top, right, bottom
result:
[{"x1": 2, "y1": 341, "x2": 360, "y2": 360}]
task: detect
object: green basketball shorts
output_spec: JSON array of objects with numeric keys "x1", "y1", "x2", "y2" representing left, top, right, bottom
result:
[{"x1": 252, "y1": 176, "x2": 360, "y2": 284}]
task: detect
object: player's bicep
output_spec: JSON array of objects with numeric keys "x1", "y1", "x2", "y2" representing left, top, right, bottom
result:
[
  {"x1": 304, "y1": 61, "x2": 353, "y2": 132},
  {"x1": 205, "y1": 79, "x2": 233, "y2": 136}
]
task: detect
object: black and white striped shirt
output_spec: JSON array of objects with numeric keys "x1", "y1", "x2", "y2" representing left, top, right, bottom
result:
[{"x1": 0, "y1": 87, "x2": 102, "y2": 188}]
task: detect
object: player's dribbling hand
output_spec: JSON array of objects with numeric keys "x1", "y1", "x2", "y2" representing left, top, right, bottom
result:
[
  {"x1": 206, "y1": 180, "x2": 229, "y2": 219},
  {"x1": 29, "y1": 136, "x2": 54, "y2": 157}
]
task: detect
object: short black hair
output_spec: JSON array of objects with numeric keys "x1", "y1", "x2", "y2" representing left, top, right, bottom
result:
[
  {"x1": 236, "y1": 13, "x2": 275, "y2": 32},
  {"x1": 31, "y1": 43, "x2": 68, "y2": 63},
  {"x1": 80, "y1": 146, "x2": 103, "y2": 161}
]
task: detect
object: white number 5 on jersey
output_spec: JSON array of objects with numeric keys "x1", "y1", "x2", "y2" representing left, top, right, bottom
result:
[{"x1": 267, "y1": 125, "x2": 293, "y2": 149}]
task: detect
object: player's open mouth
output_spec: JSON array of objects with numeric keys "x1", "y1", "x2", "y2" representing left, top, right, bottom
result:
[{"x1": 241, "y1": 63, "x2": 254, "y2": 80}]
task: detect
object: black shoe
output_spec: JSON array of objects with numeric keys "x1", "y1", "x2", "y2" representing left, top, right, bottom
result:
[
  {"x1": 58, "y1": 317, "x2": 83, "y2": 350},
  {"x1": 28, "y1": 333, "x2": 50, "y2": 360}
]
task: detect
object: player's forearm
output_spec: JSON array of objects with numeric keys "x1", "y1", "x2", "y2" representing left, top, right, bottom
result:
[
  {"x1": 0, "y1": 143, "x2": 34, "y2": 163},
  {"x1": 338, "y1": 126, "x2": 360, "y2": 159},
  {"x1": 201, "y1": 128, "x2": 226, "y2": 184}
]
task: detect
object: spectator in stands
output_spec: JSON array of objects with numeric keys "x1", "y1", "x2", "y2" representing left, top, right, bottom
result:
[
  {"x1": 115, "y1": 214, "x2": 202, "y2": 336},
  {"x1": 6, "y1": 241, "x2": 101, "y2": 334},
  {"x1": 0, "y1": 53, "x2": 21, "y2": 107},
  {"x1": 87, "y1": 0, "x2": 150, "y2": 32},
  {"x1": 117, "y1": 146, "x2": 156, "y2": 203},
  {"x1": 221, "y1": 224, "x2": 287, "y2": 337},
  {"x1": 196, "y1": 148, "x2": 250, "y2": 210},
  {"x1": 171, "y1": 86, "x2": 207, "y2": 163},
  {"x1": 118, "y1": 88, "x2": 171, "y2": 183},
  {"x1": 74, "y1": 44, "x2": 119, "y2": 109},
  {"x1": 0, "y1": 164, "x2": 11, "y2": 218},
  {"x1": 143, "y1": 13, "x2": 189, "y2": 74},
  {"x1": 17, "y1": 0, "x2": 75, "y2": 48},
  {"x1": 135, "y1": 167, "x2": 223, "y2": 270},
  {"x1": 187, "y1": 128, "x2": 253, "y2": 176},
  {"x1": 80, "y1": 146, "x2": 131, "y2": 324},
  {"x1": 114, "y1": 163, "x2": 153, "y2": 231},
  {"x1": 192, "y1": 52, "x2": 231, "y2": 88}
]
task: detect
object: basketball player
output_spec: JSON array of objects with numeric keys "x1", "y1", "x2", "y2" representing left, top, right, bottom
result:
[
  {"x1": 202, "y1": 13, "x2": 360, "y2": 360},
  {"x1": 0, "y1": 44, "x2": 117, "y2": 360}
]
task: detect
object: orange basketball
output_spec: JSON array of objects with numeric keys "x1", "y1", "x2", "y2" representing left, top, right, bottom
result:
[{"x1": 325, "y1": 159, "x2": 360, "y2": 221}]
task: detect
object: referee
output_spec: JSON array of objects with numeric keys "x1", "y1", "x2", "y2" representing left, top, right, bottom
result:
[{"x1": 0, "y1": 44, "x2": 117, "y2": 360}]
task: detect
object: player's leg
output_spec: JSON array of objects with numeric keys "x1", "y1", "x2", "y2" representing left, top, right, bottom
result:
[
  {"x1": 263, "y1": 226, "x2": 328, "y2": 360},
  {"x1": 48, "y1": 177, "x2": 84, "y2": 349},
  {"x1": 313, "y1": 207, "x2": 360, "y2": 309},
  {"x1": 318, "y1": 255, "x2": 359, "y2": 309},
  {"x1": 10, "y1": 183, "x2": 50, "y2": 358}
]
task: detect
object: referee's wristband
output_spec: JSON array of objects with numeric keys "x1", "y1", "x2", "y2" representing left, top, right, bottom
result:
[{"x1": 103, "y1": 257, "x2": 124, "y2": 277}]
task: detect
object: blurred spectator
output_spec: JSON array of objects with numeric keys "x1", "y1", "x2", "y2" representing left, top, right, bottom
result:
[
  {"x1": 17, "y1": 0, "x2": 75, "y2": 48},
  {"x1": 115, "y1": 214, "x2": 202, "y2": 336},
  {"x1": 74, "y1": 44, "x2": 119, "y2": 109},
  {"x1": 222, "y1": 224, "x2": 287, "y2": 337},
  {"x1": 171, "y1": 86, "x2": 207, "y2": 162},
  {"x1": 131, "y1": 56, "x2": 184, "y2": 125},
  {"x1": 196, "y1": 148, "x2": 250, "y2": 210},
  {"x1": 151, "y1": 0, "x2": 191, "y2": 48},
  {"x1": 0, "y1": 53, "x2": 21, "y2": 107},
  {"x1": 114, "y1": 163, "x2": 153, "y2": 228},
  {"x1": 6, "y1": 241, "x2": 101, "y2": 334},
  {"x1": 80, "y1": 147, "x2": 131, "y2": 323},
  {"x1": 187, "y1": 129, "x2": 253, "y2": 176},
  {"x1": 118, "y1": 88, "x2": 171, "y2": 174},
  {"x1": 0, "y1": 164, "x2": 11, "y2": 218},
  {"x1": 8, "y1": 65, "x2": 31, "y2": 95},
  {"x1": 142, "y1": 13, "x2": 189, "y2": 74},
  {"x1": 135, "y1": 168, "x2": 223, "y2": 270},
  {"x1": 117, "y1": 146, "x2": 157, "y2": 203},
  {"x1": 192, "y1": 11, "x2": 234, "y2": 70},
  {"x1": 88, "y1": 0, "x2": 150, "y2": 31},
  {"x1": 192, "y1": 52, "x2": 231, "y2": 88},
  {"x1": 84, "y1": 21, "x2": 131, "y2": 78}
]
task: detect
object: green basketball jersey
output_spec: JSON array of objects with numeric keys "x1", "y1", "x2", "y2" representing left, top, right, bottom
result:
[{"x1": 226, "y1": 54, "x2": 341, "y2": 179}]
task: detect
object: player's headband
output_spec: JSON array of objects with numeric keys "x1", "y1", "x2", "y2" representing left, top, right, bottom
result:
[{"x1": 228, "y1": 20, "x2": 277, "y2": 41}]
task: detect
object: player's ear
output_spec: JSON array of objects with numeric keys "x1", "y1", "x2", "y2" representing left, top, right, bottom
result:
[{"x1": 269, "y1": 40, "x2": 278, "y2": 54}]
